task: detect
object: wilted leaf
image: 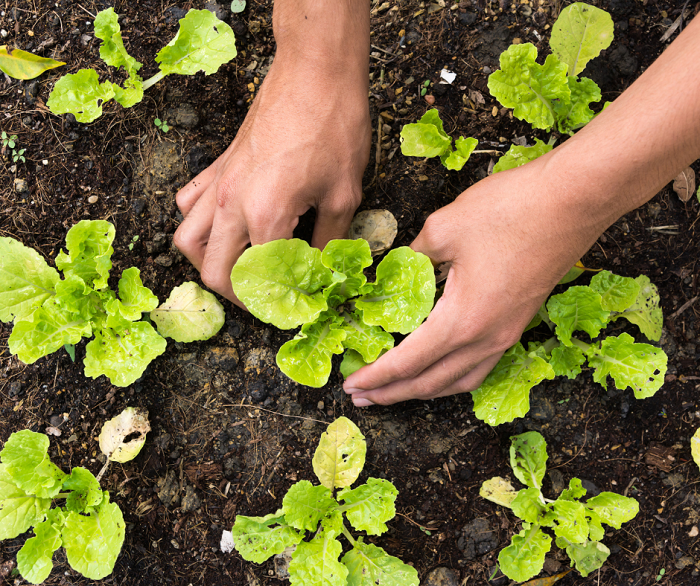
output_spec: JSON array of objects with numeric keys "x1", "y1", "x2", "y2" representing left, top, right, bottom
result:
[
  {"x1": 98, "y1": 407, "x2": 150, "y2": 463},
  {"x1": 522, "y1": 568, "x2": 573, "y2": 586},
  {"x1": 348, "y1": 210, "x2": 398, "y2": 256},
  {"x1": 480, "y1": 477, "x2": 518, "y2": 508},
  {"x1": 692, "y1": 427, "x2": 700, "y2": 472},
  {"x1": 673, "y1": 167, "x2": 695, "y2": 202},
  {"x1": 312, "y1": 417, "x2": 366, "y2": 490},
  {"x1": 0, "y1": 45, "x2": 65, "y2": 80}
]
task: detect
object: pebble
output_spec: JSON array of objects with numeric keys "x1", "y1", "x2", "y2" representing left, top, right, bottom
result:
[
  {"x1": 424, "y1": 94, "x2": 435, "y2": 105},
  {"x1": 14, "y1": 178, "x2": 28, "y2": 194},
  {"x1": 87, "y1": 195, "x2": 98, "y2": 204},
  {"x1": 154, "y1": 254, "x2": 173, "y2": 267},
  {"x1": 131, "y1": 198, "x2": 147, "y2": 216}
]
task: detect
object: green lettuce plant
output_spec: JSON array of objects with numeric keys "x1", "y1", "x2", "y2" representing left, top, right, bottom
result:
[
  {"x1": 230, "y1": 238, "x2": 436, "y2": 387},
  {"x1": 481, "y1": 431, "x2": 638, "y2": 581},
  {"x1": 0, "y1": 220, "x2": 225, "y2": 386},
  {"x1": 472, "y1": 271, "x2": 667, "y2": 425},
  {"x1": 231, "y1": 417, "x2": 419, "y2": 586},
  {"x1": 400, "y1": 2, "x2": 612, "y2": 172},
  {"x1": 47, "y1": 8, "x2": 237, "y2": 123}
]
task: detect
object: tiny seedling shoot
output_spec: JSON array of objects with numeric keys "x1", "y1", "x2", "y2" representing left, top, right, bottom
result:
[
  {"x1": 230, "y1": 417, "x2": 419, "y2": 586},
  {"x1": 481, "y1": 431, "x2": 639, "y2": 582},
  {"x1": 154, "y1": 118, "x2": 170, "y2": 133},
  {"x1": 230, "y1": 238, "x2": 436, "y2": 387}
]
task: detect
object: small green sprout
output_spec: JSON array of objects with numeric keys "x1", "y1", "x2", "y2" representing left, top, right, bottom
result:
[
  {"x1": 1, "y1": 131, "x2": 17, "y2": 149},
  {"x1": 128, "y1": 235, "x2": 139, "y2": 250},
  {"x1": 13, "y1": 148, "x2": 26, "y2": 163},
  {"x1": 154, "y1": 118, "x2": 169, "y2": 133},
  {"x1": 656, "y1": 568, "x2": 666, "y2": 581}
]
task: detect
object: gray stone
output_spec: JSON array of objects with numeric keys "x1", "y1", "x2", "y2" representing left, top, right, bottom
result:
[
  {"x1": 154, "y1": 254, "x2": 173, "y2": 267},
  {"x1": 458, "y1": 518, "x2": 498, "y2": 561},
  {"x1": 14, "y1": 178, "x2": 28, "y2": 194},
  {"x1": 150, "y1": 141, "x2": 183, "y2": 185},
  {"x1": 676, "y1": 556, "x2": 695, "y2": 570},
  {"x1": 548, "y1": 469, "x2": 566, "y2": 495},
  {"x1": 131, "y1": 198, "x2": 147, "y2": 216},
  {"x1": 204, "y1": 1, "x2": 228, "y2": 21},
  {"x1": 8, "y1": 381, "x2": 22, "y2": 398},
  {"x1": 146, "y1": 232, "x2": 168, "y2": 255},
  {"x1": 181, "y1": 485, "x2": 201, "y2": 512},
  {"x1": 662, "y1": 473, "x2": 685, "y2": 488},
  {"x1": 423, "y1": 567, "x2": 459, "y2": 586},
  {"x1": 580, "y1": 479, "x2": 601, "y2": 497}
]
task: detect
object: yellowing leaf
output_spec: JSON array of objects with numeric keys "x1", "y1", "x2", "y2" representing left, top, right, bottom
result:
[
  {"x1": 98, "y1": 407, "x2": 150, "y2": 463},
  {"x1": 0, "y1": 45, "x2": 65, "y2": 80},
  {"x1": 691, "y1": 427, "x2": 700, "y2": 472},
  {"x1": 522, "y1": 568, "x2": 573, "y2": 586},
  {"x1": 312, "y1": 417, "x2": 366, "y2": 490},
  {"x1": 480, "y1": 477, "x2": 518, "y2": 508}
]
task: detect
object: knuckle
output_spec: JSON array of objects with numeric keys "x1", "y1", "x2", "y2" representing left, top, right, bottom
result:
[
  {"x1": 173, "y1": 225, "x2": 197, "y2": 253},
  {"x1": 200, "y1": 265, "x2": 227, "y2": 294},
  {"x1": 325, "y1": 194, "x2": 360, "y2": 218},
  {"x1": 215, "y1": 180, "x2": 236, "y2": 209}
]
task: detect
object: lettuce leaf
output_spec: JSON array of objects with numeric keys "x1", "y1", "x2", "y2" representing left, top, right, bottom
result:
[
  {"x1": 585, "y1": 492, "x2": 639, "y2": 529},
  {"x1": 232, "y1": 511, "x2": 302, "y2": 563},
  {"x1": 336, "y1": 310, "x2": 394, "y2": 363},
  {"x1": 0, "y1": 463, "x2": 52, "y2": 540},
  {"x1": 282, "y1": 480, "x2": 335, "y2": 532},
  {"x1": 16, "y1": 520, "x2": 62, "y2": 585},
  {"x1": 546, "y1": 286, "x2": 609, "y2": 346},
  {"x1": 150, "y1": 281, "x2": 224, "y2": 342},
  {"x1": 511, "y1": 488, "x2": 546, "y2": 524},
  {"x1": 340, "y1": 349, "x2": 369, "y2": 379},
  {"x1": 106, "y1": 267, "x2": 159, "y2": 321},
  {"x1": 492, "y1": 139, "x2": 552, "y2": 174},
  {"x1": 338, "y1": 478, "x2": 398, "y2": 535},
  {"x1": 62, "y1": 468, "x2": 103, "y2": 514},
  {"x1": 441, "y1": 136, "x2": 478, "y2": 171},
  {"x1": 551, "y1": 499, "x2": 588, "y2": 543},
  {"x1": 611, "y1": 275, "x2": 663, "y2": 341},
  {"x1": 55, "y1": 220, "x2": 115, "y2": 289},
  {"x1": 400, "y1": 109, "x2": 452, "y2": 158},
  {"x1": 46, "y1": 69, "x2": 116, "y2": 123},
  {"x1": 565, "y1": 540, "x2": 610, "y2": 577},
  {"x1": 554, "y1": 75, "x2": 601, "y2": 134},
  {"x1": 321, "y1": 239, "x2": 372, "y2": 279},
  {"x1": 288, "y1": 526, "x2": 347, "y2": 586},
  {"x1": 498, "y1": 524, "x2": 550, "y2": 582},
  {"x1": 94, "y1": 8, "x2": 142, "y2": 76},
  {"x1": 589, "y1": 270, "x2": 641, "y2": 312},
  {"x1": 510, "y1": 431, "x2": 548, "y2": 489},
  {"x1": 342, "y1": 540, "x2": 419, "y2": 586},
  {"x1": 312, "y1": 417, "x2": 366, "y2": 490},
  {"x1": 549, "y1": 344, "x2": 586, "y2": 379}
]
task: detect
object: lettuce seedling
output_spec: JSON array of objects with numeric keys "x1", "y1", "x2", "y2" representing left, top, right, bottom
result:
[
  {"x1": 231, "y1": 417, "x2": 419, "y2": 586},
  {"x1": 481, "y1": 431, "x2": 638, "y2": 581},
  {"x1": 47, "y1": 8, "x2": 237, "y2": 123},
  {"x1": 0, "y1": 220, "x2": 225, "y2": 386},
  {"x1": 230, "y1": 238, "x2": 435, "y2": 387},
  {"x1": 472, "y1": 271, "x2": 667, "y2": 426}
]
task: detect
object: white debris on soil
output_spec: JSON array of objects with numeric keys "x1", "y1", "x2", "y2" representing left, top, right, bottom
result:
[
  {"x1": 220, "y1": 530, "x2": 235, "y2": 554},
  {"x1": 440, "y1": 69, "x2": 456, "y2": 84}
]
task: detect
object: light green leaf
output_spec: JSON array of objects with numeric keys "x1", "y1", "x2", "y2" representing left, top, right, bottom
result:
[
  {"x1": 585, "y1": 492, "x2": 639, "y2": 529},
  {"x1": 549, "y1": 344, "x2": 586, "y2": 379},
  {"x1": 0, "y1": 237, "x2": 60, "y2": 323},
  {"x1": 47, "y1": 69, "x2": 116, "y2": 123},
  {"x1": 62, "y1": 493, "x2": 125, "y2": 580},
  {"x1": 277, "y1": 318, "x2": 346, "y2": 387},
  {"x1": 336, "y1": 310, "x2": 394, "y2": 363},
  {"x1": 589, "y1": 270, "x2": 641, "y2": 312},
  {"x1": 559, "y1": 261, "x2": 588, "y2": 285},
  {"x1": 282, "y1": 480, "x2": 335, "y2": 532},
  {"x1": 356, "y1": 247, "x2": 435, "y2": 335},
  {"x1": 480, "y1": 477, "x2": 519, "y2": 509},
  {"x1": 0, "y1": 45, "x2": 65, "y2": 80},
  {"x1": 338, "y1": 478, "x2": 398, "y2": 535},
  {"x1": 289, "y1": 526, "x2": 347, "y2": 586},
  {"x1": 546, "y1": 286, "x2": 609, "y2": 346},
  {"x1": 552, "y1": 499, "x2": 588, "y2": 543},
  {"x1": 554, "y1": 75, "x2": 601, "y2": 134},
  {"x1": 94, "y1": 8, "x2": 142, "y2": 75},
  {"x1": 400, "y1": 109, "x2": 452, "y2": 158},
  {"x1": 63, "y1": 468, "x2": 103, "y2": 514},
  {"x1": 612, "y1": 275, "x2": 663, "y2": 341},
  {"x1": 340, "y1": 349, "x2": 369, "y2": 379},
  {"x1": 231, "y1": 511, "x2": 302, "y2": 563},
  {"x1": 112, "y1": 76, "x2": 144, "y2": 108},
  {"x1": 472, "y1": 343, "x2": 555, "y2": 425},
  {"x1": 488, "y1": 44, "x2": 569, "y2": 130},
  {"x1": 84, "y1": 319, "x2": 167, "y2": 387},
  {"x1": 16, "y1": 520, "x2": 62, "y2": 585},
  {"x1": 321, "y1": 239, "x2": 372, "y2": 279},
  {"x1": 312, "y1": 417, "x2": 366, "y2": 490},
  {"x1": 231, "y1": 0, "x2": 246, "y2": 13},
  {"x1": 560, "y1": 478, "x2": 587, "y2": 501},
  {"x1": 231, "y1": 239, "x2": 332, "y2": 329},
  {"x1": 498, "y1": 524, "x2": 551, "y2": 582},
  {"x1": 586, "y1": 332, "x2": 667, "y2": 398},
  {"x1": 156, "y1": 10, "x2": 237, "y2": 76},
  {"x1": 98, "y1": 407, "x2": 150, "y2": 463},
  {"x1": 565, "y1": 540, "x2": 610, "y2": 577},
  {"x1": 550, "y1": 2, "x2": 614, "y2": 76},
  {"x1": 442, "y1": 136, "x2": 478, "y2": 171},
  {"x1": 343, "y1": 540, "x2": 419, "y2": 586},
  {"x1": 0, "y1": 431, "x2": 67, "y2": 499},
  {"x1": 492, "y1": 138, "x2": 552, "y2": 174},
  {"x1": 585, "y1": 509, "x2": 605, "y2": 541},
  {"x1": 150, "y1": 281, "x2": 224, "y2": 342},
  {"x1": 55, "y1": 220, "x2": 115, "y2": 289},
  {"x1": 54, "y1": 275, "x2": 102, "y2": 321},
  {"x1": 692, "y1": 427, "x2": 700, "y2": 472},
  {"x1": 510, "y1": 431, "x2": 548, "y2": 489},
  {"x1": 103, "y1": 267, "x2": 159, "y2": 321},
  {"x1": 511, "y1": 487, "x2": 546, "y2": 524},
  {"x1": 0, "y1": 463, "x2": 52, "y2": 540}
]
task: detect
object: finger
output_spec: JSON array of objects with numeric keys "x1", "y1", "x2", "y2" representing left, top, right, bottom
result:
[
  {"x1": 173, "y1": 187, "x2": 218, "y2": 270},
  {"x1": 246, "y1": 196, "x2": 302, "y2": 246},
  {"x1": 409, "y1": 209, "x2": 459, "y2": 265},
  {"x1": 311, "y1": 188, "x2": 361, "y2": 250},
  {"x1": 434, "y1": 352, "x2": 503, "y2": 397},
  {"x1": 176, "y1": 158, "x2": 221, "y2": 217}
]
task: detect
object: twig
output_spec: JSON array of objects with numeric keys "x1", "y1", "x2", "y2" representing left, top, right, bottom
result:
[
  {"x1": 77, "y1": 4, "x2": 96, "y2": 18},
  {"x1": 670, "y1": 296, "x2": 699, "y2": 319}
]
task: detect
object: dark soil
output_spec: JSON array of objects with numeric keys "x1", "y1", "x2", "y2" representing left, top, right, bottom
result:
[{"x1": 1, "y1": 1, "x2": 700, "y2": 585}]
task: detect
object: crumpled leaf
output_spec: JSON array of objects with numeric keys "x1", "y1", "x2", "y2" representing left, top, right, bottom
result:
[
  {"x1": 0, "y1": 431, "x2": 67, "y2": 499},
  {"x1": 441, "y1": 136, "x2": 478, "y2": 171},
  {"x1": 560, "y1": 478, "x2": 587, "y2": 501},
  {"x1": 551, "y1": 499, "x2": 588, "y2": 543},
  {"x1": 336, "y1": 310, "x2": 394, "y2": 363},
  {"x1": 55, "y1": 220, "x2": 115, "y2": 290},
  {"x1": 312, "y1": 417, "x2": 366, "y2": 490},
  {"x1": 106, "y1": 267, "x2": 159, "y2": 321},
  {"x1": 589, "y1": 270, "x2": 641, "y2": 312},
  {"x1": 342, "y1": 539, "x2": 419, "y2": 586},
  {"x1": 0, "y1": 45, "x2": 65, "y2": 80},
  {"x1": 98, "y1": 407, "x2": 151, "y2": 463},
  {"x1": 549, "y1": 345, "x2": 586, "y2": 379},
  {"x1": 585, "y1": 492, "x2": 639, "y2": 529},
  {"x1": 150, "y1": 281, "x2": 224, "y2": 342},
  {"x1": 0, "y1": 463, "x2": 52, "y2": 540},
  {"x1": 612, "y1": 275, "x2": 663, "y2": 341},
  {"x1": 510, "y1": 431, "x2": 548, "y2": 490},
  {"x1": 340, "y1": 349, "x2": 369, "y2": 379},
  {"x1": 550, "y1": 2, "x2": 614, "y2": 76},
  {"x1": 231, "y1": 239, "x2": 332, "y2": 330},
  {"x1": 546, "y1": 286, "x2": 609, "y2": 346},
  {"x1": 47, "y1": 69, "x2": 116, "y2": 123},
  {"x1": 62, "y1": 468, "x2": 103, "y2": 513},
  {"x1": 0, "y1": 236, "x2": 60, "y2": 323},
  {"x1": 61, "y1": 493, "x2": 125, "y2": 580},
  {"x1": 498, "y1": 524, "x2": 551, "y2": 582},
  {"x1": 400, "y1": 109, "x2": 452, "y2": 158},
  {"x1": 232, "y1": 510, "x2": 303, "y2": 563},
  {"x1": 488, "y1": 44, "x2": 569, "y2": 130},
  {"x1": 511, "y1": 487, "x2": 546, "y2": 524},
  {"x1": 16, "y1": 520, "x2": 62, "y2": 585},
  {"x1": 348, "y1": 211, "x2": 398, "y2": 257},
  {"x1": 282, "y1": 480, "x2": 335, "y2": 532},
  {"x1": 156, "y1": 9, "x2": 237, "y2": 76},
  {"x1": 94, "y1": 8, "x2": 142, "y2": 76},
  {"x1": 564, "y1": 540, "x2": 609, "y2": 577},
  {"x1": 288, "y1": 525, "x2": 347, "y2": 586},
  {"x1": 672, "y1": 167, "x2": 696, "y2": 203},
  {"x1": 472, "y1": 343, "x2": 555, "y2": 425},
  {"x1": 554, "y1": 76, "x2": 601, "y2": 134},
  {"x1": 338, "y1": 478, "x2": 398, "y2": 535},
  {"x1": 586, "y1": 332, "x2": 667, "y2": 399},
  {"x1": 480, "y1": 477, "x2": 519, "y2": 509},
  {"x1": 493, "y1": 138, "x2": 552, "y2": 174},
  {"x1": 356, "y1": 247, "x2": 435, "y2": 335}
]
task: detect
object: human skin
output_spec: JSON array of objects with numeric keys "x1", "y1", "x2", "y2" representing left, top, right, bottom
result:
[
  {"x1": 173, "y1": 1, "x2": 371, "y2": 303},
  {"x1": 344, "y1": 15, "x2": 700, "y2": 406}
]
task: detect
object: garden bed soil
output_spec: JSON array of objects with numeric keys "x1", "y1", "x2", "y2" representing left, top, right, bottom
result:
[{"x1": 1, "y1": 1, "x2": 700, "y2": 585}]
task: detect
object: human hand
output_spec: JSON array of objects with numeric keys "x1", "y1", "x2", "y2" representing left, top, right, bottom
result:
[{"x1": 174, "y1": 35, "x2": 371, "y2": 305}]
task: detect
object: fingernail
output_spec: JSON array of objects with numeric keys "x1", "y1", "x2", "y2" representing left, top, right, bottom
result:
[{"x1": 353, "y1": 398, "x2": 375, "y2": 407}]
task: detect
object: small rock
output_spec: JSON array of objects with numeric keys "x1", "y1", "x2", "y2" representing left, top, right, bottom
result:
[
  {"x1": 520, "y1": 4, "x2": 532, "y2": 17},
  {"x1": 244, "y1": 347, "x2": 276, "y2": 376},
  {"x1": 543, "y1": 557, "x2": 562, "y2": 574},
  {"x1": 164, "y1": 6, "x2": 187, "y2": 25},
  {"x1": 662, "y1": 473, "x2": 685, "y2": 488},
  {"x1": 131, "y1": 198, "x2": 147, "y2": 216},
  {"x1": 8, "y1": 381, "x2": 22, "y2": 398},
  {"x1": 458, "y1": 12, "x2": 477, "y2": 26},
  {"x1": 186, "y1": 146, "x2": 212, "y2": 175},
  {"x1": 424, "y1": 94, "x2": 435, "y2": 105},
  {"x1": 676, "y1": 556, "x2": 695, "y2": 570},
  {"x1": 274, "y1": 546, "x2": 295, "y2": 579},
  {"x1": 157, "y1": 470, "x2": 180, "y2": 506},
  {"x1": 580, "y1": 479, "x2": 601, "y2": 497},
  {"x1": 406, "y1": 30, "x2": 421, "y2": 43},
  {"x1": 88, "y1": 195, "x2": 98, "y2": 204},
  {"x1": 248, "y1": 381, "x2": 269, "y2": 404},
  {"x1": 423, "y1": 567, "x2": 460, "y2": 586},
  {"x1": 181, "y1": 485, "x2": 201, "y2": 512},
  {"x1": 204, "y1": 0, "x2": 228, "y2": 21},
  {"x1": 548, "y1": 469, "x2": 566, "y2": 495},
  {"x1": 49, "y1": 414, "x2": 63, "y2": 427},
  {"x1": 146, "y1": 232, "x2": 168, "y2": 255},
  {"x1": 154, "y1": 254, "x2": 173, "y2": 267},
  {"x1": 428, "y1": 435, "x2": 452, "y2": 455},
  {"x1": 14, "y1": 178, "x2": 28, "y2": 194},
  {"x1": 204, "y1": 347, "x2": 240, "y2": 371}
]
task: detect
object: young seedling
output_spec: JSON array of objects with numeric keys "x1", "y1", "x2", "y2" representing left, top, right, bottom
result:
[
  {"x1": 481, "y1": 431, "x2": 639, "y2": 582},
  {"x1": 47, "y1": 8, "x2": 237, "y2": 123},
  {"x1": 0, "y1": 220, "x2": 225, "y2": 386},
  {"x1": 154, "y1": 118, "x2": 170, "y2": 133},
  {"x1": 1, "y1": 131, "x2": 15, "y2": 149},
  {"x1": 230, "y1": 238, "x2": 436, "y2": 387},
  {"x1": 1, "y1": 131, "x2": 25, "y2": 163},
  {"x1": 0, "y1": 407, "x2": 149, "y2": 584},
  {"x1": 471, "y1": 271, "x2": 668, "y2": 425},
  {"x1": 230, "y1": 417, "x2": 419, "y2": 586}
]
